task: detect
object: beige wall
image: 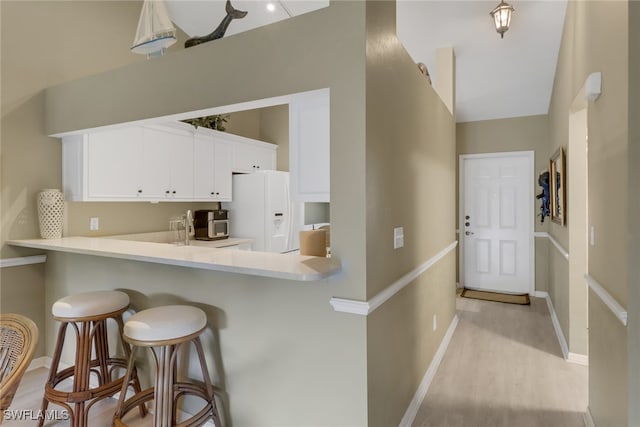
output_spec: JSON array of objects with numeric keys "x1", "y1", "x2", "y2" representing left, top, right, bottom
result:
[
  {"x1": 547, "y1": 0, "x2": 630, "y2": 425},
  {"x1": 628, "y1": 1, "x2": 640, "y2": 424},
  {"x1": 364, "y1": 2, "x2": 456, "y2": 425},
  {"x1": 0, "y1": 0, "x2": 190, "y2": 358},
  {"x1": 456, "y1": 115, "x2": 550, "y2": 292}
]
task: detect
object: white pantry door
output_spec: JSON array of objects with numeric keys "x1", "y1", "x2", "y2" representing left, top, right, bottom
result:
[{"x1": 461, "y1": 152, "x2": 533, "y2": 294}]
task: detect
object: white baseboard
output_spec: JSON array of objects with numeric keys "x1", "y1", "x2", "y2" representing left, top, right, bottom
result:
[
  {"x1": 540, "y1": 293, "x2": 589, "y2": 365},
  {"x1": 399, "y1": 315, "x2": 459, "y2": 427},
  {"x1": 542, "y1": 293, "x2": 569, "y2": 360},
  {"x1": 568, "y1": 352, "x2": 589, "y2": 366},
  {"x1": 26, "y1": 356, "x2": 50, "y2": 372},
  {"x1": 584, "y1": 406, "x2": 596, "y2": 427}
]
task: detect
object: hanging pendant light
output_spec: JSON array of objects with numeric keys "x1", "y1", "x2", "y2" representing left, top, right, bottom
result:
[
  {"x1": 131, "y1": 0, "x2": 177, "y2": 56},
  {"x1": 489, "y1": 0, "x2": 515, "y2": 39}
]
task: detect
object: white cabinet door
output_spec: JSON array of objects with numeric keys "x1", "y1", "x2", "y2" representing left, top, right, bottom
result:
[
  {"x1": 289, "y1": 88, "x2": 330, "y2": 202},
  {"x1": 213, "y1": 141, "x2": 232, "y2": 200},
  {"x1": 87, "y1": 127, "x2": 144, "y2": 200},
  {"x1": 142, "y1": 127, "x2": 194, "y2": 200},
  {"x1": 194, "y1": 136, "x2": 232, "y2": 201},
  {"x1": 232, "y1": 142, "x2": 276, "y2": 173}
]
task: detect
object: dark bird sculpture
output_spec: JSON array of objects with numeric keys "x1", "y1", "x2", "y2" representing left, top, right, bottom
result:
[{"x1": 185, "y1": 0, "x2": 248, "y2": 48}]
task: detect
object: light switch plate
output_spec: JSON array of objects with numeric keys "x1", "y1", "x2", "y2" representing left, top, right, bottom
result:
[
  {"x1": 393, "y1": 227, "x2": 404, "y2": 249},
  {"x1": 90, "y1": 217, "x2": 99, "y2": 231}
]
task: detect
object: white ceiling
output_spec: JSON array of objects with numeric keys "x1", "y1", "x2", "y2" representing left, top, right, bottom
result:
[{"x1": 165, "y1": 0, "x2": 567, "y2": 123}]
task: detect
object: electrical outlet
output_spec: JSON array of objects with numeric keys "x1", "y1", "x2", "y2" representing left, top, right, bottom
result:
[
  {"x1": 393, "y1": 227, "x2": 404, "y2": 249},
  {"x1": 90, "y1": 217, "x2": 99, "y2": 231},
  {"x1": 590, "y1": 225, "x2": 595, "y2": 246},
  {"x1": 433, "y1": 314, "x2": 437, "y2": 331}
]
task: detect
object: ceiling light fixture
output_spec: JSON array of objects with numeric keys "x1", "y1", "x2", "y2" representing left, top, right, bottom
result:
[
  {"x1": 489, "y1": 0, "x2": 514, "y2": 39},
  {"x1": 266, "y1": 2, "x2": 276, "y2": 12},
  {"x1": 131, "y1": 0, "x2": 177, "y2": 57}
]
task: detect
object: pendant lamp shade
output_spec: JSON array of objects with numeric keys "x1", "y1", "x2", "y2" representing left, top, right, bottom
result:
[
  {"x1": 131, "y1": 0, "x2": 177, "y2": 55},
  {"x1": 490, "y1": 0, "x2": 514, "y2": 39}
]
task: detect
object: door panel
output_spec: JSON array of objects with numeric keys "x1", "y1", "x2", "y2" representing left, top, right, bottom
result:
[{"x1": 462, "y1": 154, "x2": 532, "y2": 294}]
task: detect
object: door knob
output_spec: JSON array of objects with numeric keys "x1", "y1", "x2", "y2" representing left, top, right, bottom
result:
[{"x1": 465, "y1": 231, "x2": 474, "y2": 236}]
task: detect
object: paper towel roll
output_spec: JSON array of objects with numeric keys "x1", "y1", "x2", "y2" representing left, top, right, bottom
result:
[{"x1": 299, "y1": 230, "x2": 327, "y2": 257}]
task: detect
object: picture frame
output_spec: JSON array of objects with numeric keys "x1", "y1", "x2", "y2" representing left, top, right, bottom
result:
[{"x1": 550, "y1": 147, "x2": 566, "y2": 225}]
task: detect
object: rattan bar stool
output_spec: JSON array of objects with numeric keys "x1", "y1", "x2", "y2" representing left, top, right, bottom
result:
[
  {"x1": 113, "y1": 305, "x2": 220, "y2": 427},
  {"x1": 39, "y1": 290, "x2": 145, "y2": 427}
]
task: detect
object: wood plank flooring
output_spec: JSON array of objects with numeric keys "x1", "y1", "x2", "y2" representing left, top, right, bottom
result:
[
  {"x1": 3, "y1": 296, "x2": 588, "y2": 426},
  {"x1": 412, "y1": 296, "x2": 588, "y2": 427}
]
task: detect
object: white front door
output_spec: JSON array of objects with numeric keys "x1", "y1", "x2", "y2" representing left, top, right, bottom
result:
[{"x1": 460, "y1": 152, "x2": 533, "y2": 294}]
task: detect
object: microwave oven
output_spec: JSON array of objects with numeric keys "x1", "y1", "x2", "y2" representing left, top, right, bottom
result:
[{"x1": 194, "y1": 210, "x2": 229, "y2": 241}]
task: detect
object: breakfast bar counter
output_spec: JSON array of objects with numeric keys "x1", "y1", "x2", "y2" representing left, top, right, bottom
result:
[{"x1": 8, "y1": 237, "x2": 341, "y2": 281}]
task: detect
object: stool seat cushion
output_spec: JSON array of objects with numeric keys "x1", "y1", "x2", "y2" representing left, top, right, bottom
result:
[
  {"x1": 52, "y1": 290, "x2": 129, "y2": 318},
  {"x1": 124, "y1": 305, "x2": 206, "y2": 342}
]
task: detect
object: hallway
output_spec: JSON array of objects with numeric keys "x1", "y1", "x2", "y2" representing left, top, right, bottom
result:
[{"x1": 412, "y1": 296, "x2": 588, "y2": 427}]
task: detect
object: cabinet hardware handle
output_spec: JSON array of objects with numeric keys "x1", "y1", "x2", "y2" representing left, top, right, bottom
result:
[
  {"x1": 172, "y1": 191, "x2": 176, "y2": 194},
  {"x1": 137, "y1": 190, "x2": 142, "y2": 193}
]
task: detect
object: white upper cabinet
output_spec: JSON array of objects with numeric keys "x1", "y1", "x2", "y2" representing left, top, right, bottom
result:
[
  {"x1": 289, "y1": 88, "x2": 330, "y2": 202},
  {"x1": 62, "y1": 123, "x2": 276, "y2": 202},
  {"x1": 193, "y1": 131, "x2": 232, "y2": 201},
  {"x1": 141, "y1": 127, "x2": 194, "y2": 200},
  {"x1": 231, "y1": 138, "x2": 277, "y2": 173},
  {"x1": 88, "y1": 127, "x2": 144, "y2": 200}
]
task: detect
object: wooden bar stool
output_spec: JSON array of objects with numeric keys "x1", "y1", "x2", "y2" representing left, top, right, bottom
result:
[
  {"x1": 39, "y1": 290, "x2": 145, "y2": 427},
  {"x1": 113, "y1": 305, "x2": 220, "y2": 427}
]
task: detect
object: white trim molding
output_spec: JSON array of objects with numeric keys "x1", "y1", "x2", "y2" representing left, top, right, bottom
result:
[
  {"x1": 329, "y1": 241, "x2": 458, "y2": 315},
  {"x1": 548, "y1": 234, "x2": 569, "y2": 260},
  {"x1": 26, "y1": 356, "x2": 49, "y2": 372},
  {"x1": 534, "y1": 232, "x2": 570, "y2": 260},
  {"x1": 568, "y1": 352, "x2": 589, "y2": 366},
  {"x1": 537, "y1": 291, "x2": 588, "y2": 365},
  {"x1": 399, "y1": 315, "x2": 459, "y2": 427},
  {"x1": 583, "y1": 407, "x2": 596, "y2": 427},
  {"x1": 585, "y1": 274, "x2": 628, "y2": 326},
  {"x1": 0, "y1": 255, "x2": 47, "y2": 268},
  {"x1": 539, "y1": 291, "x2": 569, "y2": 360}
]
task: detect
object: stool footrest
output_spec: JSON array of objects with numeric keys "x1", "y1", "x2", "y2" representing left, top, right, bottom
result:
[{"x1": 115, "y1": 382, "x2": 215, "y2": 427}]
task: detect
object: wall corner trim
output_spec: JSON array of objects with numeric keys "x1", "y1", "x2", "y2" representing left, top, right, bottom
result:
[
  {"x1": 0, "y1": 255, "x2": 47, "y2": 268},
  {"x1": 399, "y1": 315, "x2": 459, "y2": 427},
  {"x1": 329, "y1": 241, "x2": 458, "y2": 315},
  {"x1": 585, "y1": 274, "x2": 628, "y2": 326}
]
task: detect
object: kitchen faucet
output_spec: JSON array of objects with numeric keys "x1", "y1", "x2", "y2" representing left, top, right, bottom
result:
[{"x1": 185, "y1": 209, "x2": 194, "y2": 246}]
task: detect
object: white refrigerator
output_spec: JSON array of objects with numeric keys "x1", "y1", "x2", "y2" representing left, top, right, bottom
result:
[{"x1": 224, "y1": 171, "x2": 304, "y2": 253}]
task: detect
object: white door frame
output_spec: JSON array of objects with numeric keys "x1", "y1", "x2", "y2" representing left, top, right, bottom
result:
[{"x1": 459, "y1": 150, "x2": 536, "y2": 295}]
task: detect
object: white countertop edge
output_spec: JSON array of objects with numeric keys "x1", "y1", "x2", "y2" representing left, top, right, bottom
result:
[{"x1": 7, "y1": 237, "x2": 340, "y2": 282}]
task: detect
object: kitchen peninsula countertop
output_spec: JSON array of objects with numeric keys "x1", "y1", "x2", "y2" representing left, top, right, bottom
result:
[{"x1": 8, "y1": 237, "x2": 340, "y2": 281}]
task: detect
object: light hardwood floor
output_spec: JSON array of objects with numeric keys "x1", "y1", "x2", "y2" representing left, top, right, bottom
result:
[
  {"x1": 412, "y1": 296, "x2": 588, "y2": 427},
  {"x1": 4, "y1": 296, "x2": 587, "y2": 426},
  {"x1": 2, "y1": 370, "x2": 151, "y2": 426}
]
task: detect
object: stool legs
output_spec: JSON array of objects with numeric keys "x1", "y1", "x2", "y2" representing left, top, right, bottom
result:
[
  {"x1": 114, "y1": 337, "x2": 220, "y2": 427},
  {"x1": 39, "y1": 315, "x2": 144, "y2": 427}
]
